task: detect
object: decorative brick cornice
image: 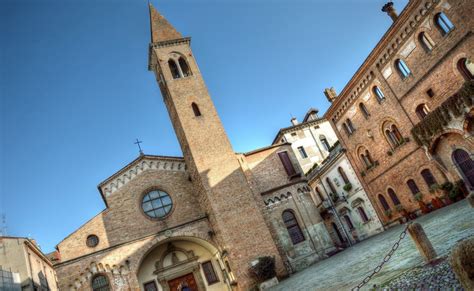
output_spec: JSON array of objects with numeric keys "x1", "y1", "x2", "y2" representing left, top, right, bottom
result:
[
  {"x1": 99, "y1": 155, "x2": 186, "y2": 198},
  {"x1": 326, "y1": 0, "x2": 439, "y2": 122},
  {"x1": 150, "y1": 37, "x2": 191, "y2": 49}
]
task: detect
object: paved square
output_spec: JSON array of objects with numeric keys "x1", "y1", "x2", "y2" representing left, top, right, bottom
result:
[{"x1": 270, "y1": 201, "x2": 474, "y2": 290}]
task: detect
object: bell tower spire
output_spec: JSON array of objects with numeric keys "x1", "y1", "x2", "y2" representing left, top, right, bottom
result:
[
  {"x1": 147, "y1": 7, "x2": 285, "y2": 290},
  {"x1": 148, "y1": 3, "x2": 182, "y2": 43}
]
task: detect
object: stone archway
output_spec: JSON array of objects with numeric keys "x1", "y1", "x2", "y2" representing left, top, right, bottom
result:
[
  {"x1": 136, "y1": 237, "x2": 229, "y2": 291},
  {"x1": 429, "y1": 131, "x2": 474, "y2": 187}
]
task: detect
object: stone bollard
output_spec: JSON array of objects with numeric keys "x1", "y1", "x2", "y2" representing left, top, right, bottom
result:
[
  {"x1": 449, "y1": 238, "x2": 474, "y2": 290},
  {"x1": 408, "y1": 223, "x2": 437, "y2": 263},
  {"x1": 467, "y1": 192, "x2": 474, "y2": 208}
]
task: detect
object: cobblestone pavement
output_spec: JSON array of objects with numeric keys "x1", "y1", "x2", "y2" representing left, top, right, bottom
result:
[
  {"x1": 382, "y1": 258, "x2": 464, "y2": 290},
  {"x1": 270, "y1": 200, "x2": 474, "y2": 291}
]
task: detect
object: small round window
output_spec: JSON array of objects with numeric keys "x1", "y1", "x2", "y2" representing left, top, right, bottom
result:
[
  {"x1": 142, "y1": 190, "x2": 173, "y2": 219},
  {"x1": 86, "y1": 235, "x2": 99, "y2": 248}
]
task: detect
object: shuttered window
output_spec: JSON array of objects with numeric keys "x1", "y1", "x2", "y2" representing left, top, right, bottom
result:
[
  {"x1": 282, "y1": 210, "x2": 305, "y2": 244},
  {"x1": 278, "y1": 151, "x2": 296, "y2": 176}
]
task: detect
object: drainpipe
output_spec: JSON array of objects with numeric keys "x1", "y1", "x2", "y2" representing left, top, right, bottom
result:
[
  {"x1": 308, "y1": 125, "x2": 326, "y2": 160},
  {"x1": 320, "y1": 182, "x2": 353, "y2": 246}
]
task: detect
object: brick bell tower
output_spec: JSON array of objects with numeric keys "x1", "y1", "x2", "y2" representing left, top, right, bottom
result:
[{"x1": 147, "y1": 4, "x2": 284, "y2": 289}]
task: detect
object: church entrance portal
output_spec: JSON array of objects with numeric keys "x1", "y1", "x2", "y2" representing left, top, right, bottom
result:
[
  {"x1": 137, "y1": 238, "x2": 229, "y2": 291},
  {"x1": 168, "y1": 273, "x2": 198, "y2": 291}
]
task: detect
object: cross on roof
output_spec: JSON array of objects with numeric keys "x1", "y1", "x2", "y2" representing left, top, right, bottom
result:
[{"x1": 134, "y1": 138, "x2": 144, "y2": 155}]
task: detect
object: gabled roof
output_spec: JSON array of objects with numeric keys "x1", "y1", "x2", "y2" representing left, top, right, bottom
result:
[
  {"x1": 242, "y1": 143, "x2": 292, "y2": 157},
  {"x1": 97, "y1": 154, "x2": 185, "y2": 206}
]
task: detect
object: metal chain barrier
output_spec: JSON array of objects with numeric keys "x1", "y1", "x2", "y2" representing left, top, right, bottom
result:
[{"x1": 351, "y1": 222, "x2": 412, "y2": 291}]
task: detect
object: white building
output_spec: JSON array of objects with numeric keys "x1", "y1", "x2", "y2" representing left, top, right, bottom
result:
[
  {"x1": 272, "y1": 108, "x2": 338, "y2": 174},
  {"x1": 306, "y1": 143, "x2": 384, "y2": 245},
  {"x1": 273, "y1": 108, "x2": 384, "y2": 246},
  {"x1": 0, "y1": 236, "x2": 58, "y2": 291}
]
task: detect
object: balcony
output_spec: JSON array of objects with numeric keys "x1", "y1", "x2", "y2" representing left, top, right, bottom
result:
[{"x1": 411, "y1": 81, "x2": 473, "y2": 147}]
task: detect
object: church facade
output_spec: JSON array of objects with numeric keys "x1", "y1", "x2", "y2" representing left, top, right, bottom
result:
[{"x1": 53, "y1": 5, "x2": 334, "y2": 291}]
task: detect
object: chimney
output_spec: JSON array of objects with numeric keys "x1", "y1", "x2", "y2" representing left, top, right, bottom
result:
[
  {"x1": 314, "y1": 109, "x2": 319, "y2": 118},
  {"x1": 382, "y1": 2, "x2": 398, "y2": 22},
  {"x1": 324, "y1": 87, "x2": 338, "y2": 103},
  {"x1": 291, "y1": 117, "x2": 299, "y2": 126}
]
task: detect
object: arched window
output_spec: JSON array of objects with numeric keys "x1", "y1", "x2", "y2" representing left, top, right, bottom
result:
[
  {"x1": 421, "y1": 169, "x2": 437, "y2": 187},
  {"x1": 384, "y1": 123, "x2": 403, "y2": 148},
  {"x1": 320, "y1": 135, "x2": 330, "y2": 151},
  {"x1": 343, "y1": 215, "x2": 354, "y2": 230},
  {"x1": 315, "y1": 186, "x2": 324, "y2": 201},
  {"x1": 346, "y1": 118, "x2": 356, "y2": 133},
  {"x1": 418, "y1": 32, "x2": 435, "y2": 52},
  {"x1": 373, "y1": 86, "x2": 385, "y2": 103},
  {"x1": 435, "y1": 12, "x2": 454, "y2": 35},
  {"x1": 452, "y1": 149, "x2": 474, "y2": 187},
  {"x1": 360, "y1": 149, "x2": 374, "y2": 168},
  {"x1": 457, "y1": 58, "x2": 474, "y2": 81},
  {"x1": 326, "y1": 177, "x2": 337, "y2": 194},
  {"x1": 387, "y1": 188, "x2": 401, "y2": 205},
  {"x1": 357, "y1": 207, "x2": 369, "y2": 223},
  {"x1": 378, "y1": 194, "x2": 390, "y2": 211},
  {"x1": 192, "y1": 102, "x2": 201, "y2": 117},
  {"x1": 407, "y1": 179, "x2": 421, "y2": 195},
  {"x1": 385, "y1": 129, "x2": 399, "y2": 148},
  {"x1": 395, "y1": 59, "x2": 411, "y2": 79},
  {"x1": 416, "y1": 104, "x2": 430, "y2": 120},
  {"x1": 391, "y1": 125, "x2": 403, "y2": 142},
  {"x1": 338, "y1": 167, "x2": 349, "y2": 184},
  {"x1": 168, "y1": 59, "x2": 181, "y2": 79},
  {"x1": 92, "y1": 275, "x2": 110, "y2": 291},
  {"x1": 178, "y1": 57, "x2": 191, "y2": 77},
  {"x1": 359, "y1": 103, "x2": 370, "y2": 119},
  {"x1": 282, "y1": 210, "x2": 305, "y2": 244}
]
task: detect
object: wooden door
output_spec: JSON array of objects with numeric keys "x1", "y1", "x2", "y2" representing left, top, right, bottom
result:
[
  {"x1": 453, "y1": 149, "x2": 474, "y2": 187},
  {"x1": 167, "y1": 273, "x2": 199, "y2": 291}
]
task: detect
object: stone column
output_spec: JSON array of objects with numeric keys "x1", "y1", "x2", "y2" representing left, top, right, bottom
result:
[
  {"x1": 449, "y1": 238, "x2": 474, "y2": 290},
  {"x1": 467, "y1": 192, "x2": 474, "y2": 208},
  {"x1": 408, "y1": 223, "x2": 437, "y2": 263}
]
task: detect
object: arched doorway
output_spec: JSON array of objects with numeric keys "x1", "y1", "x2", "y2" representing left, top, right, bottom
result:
[
  {"x1": 331, "y1": 222, "x2": 344, "y2": 245},
  {"x1": 452, "y1": 148, "x2": 474, "y2": 188},
  {"x1": 137, "y1": 237, "x2": 229, "y2": 291}
]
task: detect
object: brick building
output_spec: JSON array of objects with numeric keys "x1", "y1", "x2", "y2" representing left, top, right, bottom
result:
[
  {"x1": 324, "y1": 0, "x2": 473, "y2": 225},
  {"x1": 53, "y1": 5, "x2": 335, "y2": 291}
]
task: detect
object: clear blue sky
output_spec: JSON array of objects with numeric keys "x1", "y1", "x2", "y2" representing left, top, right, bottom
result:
[{"x1": 0, "y1": 0, "x2": 408, "y2": 253}]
